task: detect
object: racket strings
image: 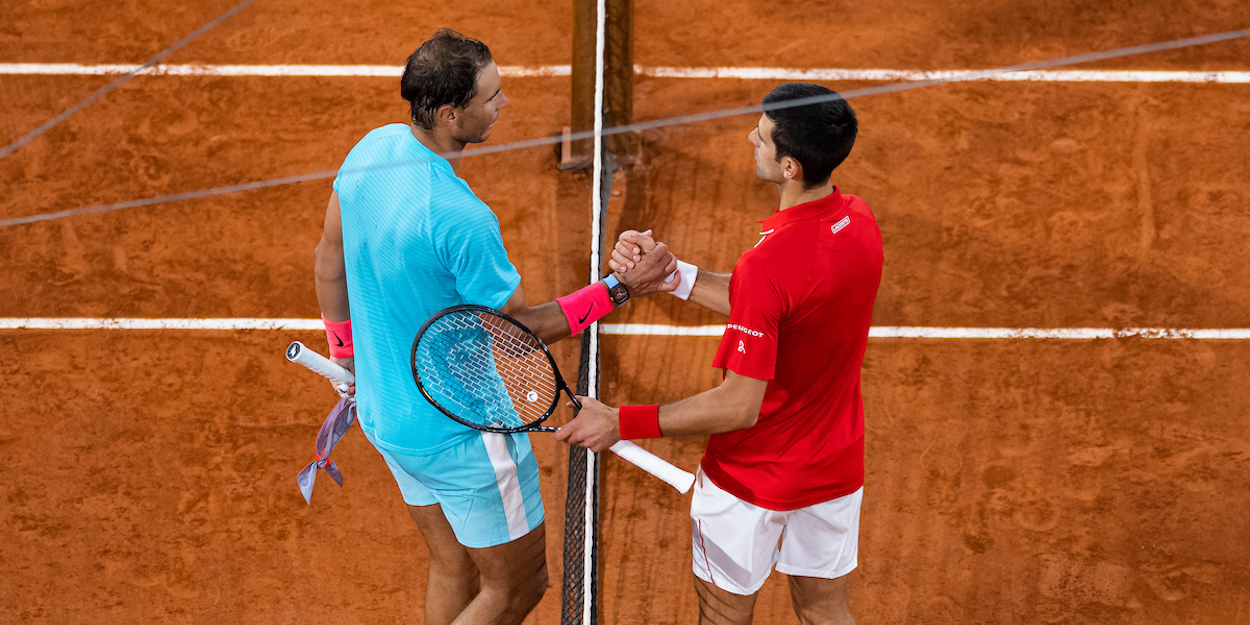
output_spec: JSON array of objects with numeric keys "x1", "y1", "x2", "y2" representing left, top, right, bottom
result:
[{"x1": 415, "y1": 311, "x2": 560, "y2": 429}]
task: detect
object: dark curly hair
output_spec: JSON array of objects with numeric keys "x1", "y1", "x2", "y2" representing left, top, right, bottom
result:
[{"x1": 401, "y1": 29, "x2": 493, "y2": 130}]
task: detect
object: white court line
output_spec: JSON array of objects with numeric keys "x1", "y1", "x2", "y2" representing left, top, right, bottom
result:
[
  {"x1": 601, "y1": 323, "x2": 1250, "y2": 339},
  {"x1": 0, "y1": 318, "x2": 322, "y2": 331},
  {"x1": 639, "y1": 67, "x2": 1250, "y2": 83},
  {"x1": 2, "y1": 63, "x2": 1249, "y2": 83},
  {"x1": 2, "y1": 318, "x2": 1249, "y2": 339},
  {"x1": 0, "y1": 63, "x2": 563, "y2": 77}
]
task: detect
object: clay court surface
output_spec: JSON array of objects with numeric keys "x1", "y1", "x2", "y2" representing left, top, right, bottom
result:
[{"x1": 3, "y1": 0, "x2": 1250, "y2": 623}]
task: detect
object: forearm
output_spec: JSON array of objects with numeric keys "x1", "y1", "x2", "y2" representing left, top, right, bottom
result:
[
  {"x1": 506, "y1": 300, "x2": 577, "y2": 346},
  {"x1": 686, "y1": 269, "x2": 731, "y2": 316},
  {"x1": 314, "y1": 238, "x2": 351, "y2": 320},
  {"x1": 654, "y1": 371, "x2": 765, "y2": 436}
]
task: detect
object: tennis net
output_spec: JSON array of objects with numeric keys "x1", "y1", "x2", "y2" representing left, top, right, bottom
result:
[{"x1": 560, "y1": 0, "x2": 616, "y2": 615}]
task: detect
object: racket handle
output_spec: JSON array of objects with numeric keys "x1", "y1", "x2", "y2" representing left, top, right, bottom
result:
[
  {"x1": 608, "y1": 440, "x2": 695, "y2": 494},
  {"x1": 286, "y1": 341, "x2": 355, "y2": 386}
]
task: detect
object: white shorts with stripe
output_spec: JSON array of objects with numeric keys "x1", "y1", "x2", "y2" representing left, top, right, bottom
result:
[
  {"x1": 364, "y1": 427, "x2": 544, "y2": 549},
  {"x1": 691, "y1": 467, "x2": 862, "y2": 595}
]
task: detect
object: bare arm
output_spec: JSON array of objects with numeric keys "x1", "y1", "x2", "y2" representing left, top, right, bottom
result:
[
  {"x1": 315, "y1": 192, "x2": 350, "y2": 321},
  {"x1": 554, "y1": 370, "x2": 768, "y2": 452},
  {"x1": 498, "y1": 286, "x2": 576, "y2": 346},
  {"x1": 651, "y1": 370, "x2": 767, "y2": 436},
  {"x1": 314, "y1": 191, "x2": 354, "y2": 384},
  {"x1": 685, "y1": 269, "x2": 731, "y2": 316}
]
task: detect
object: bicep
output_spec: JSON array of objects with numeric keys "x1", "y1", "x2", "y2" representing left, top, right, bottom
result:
[
  {"x1": 321, "y1": 192, "x2": 343, "y2": 244},
  {"x1": 498, "y1": 285, "x2": 527, "y2": 318},
  {"x1": 315, "y1": 191, "x2": 350, "y2": 317},
  {"x1": 721, "y1": 370, "x2": 768, "y2": 427},
  {"x1": 316, "y1": 192, "x2": 345, "y2": 270},
  {"x1": 722, "y1": 370, "x2": 768, "y2": 406}
]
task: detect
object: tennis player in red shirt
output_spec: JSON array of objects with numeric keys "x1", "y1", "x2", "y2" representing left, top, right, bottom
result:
[{"x1": 557, "y1": 83, "x2": 882, "y2": 625}]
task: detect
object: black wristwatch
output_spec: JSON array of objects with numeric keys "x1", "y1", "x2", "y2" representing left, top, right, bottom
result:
[{"x1": 602, "y1": 274, "x2": 630, "y2": 307}]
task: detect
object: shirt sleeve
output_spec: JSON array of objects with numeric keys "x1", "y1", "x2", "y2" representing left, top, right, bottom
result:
[
  {"x1": 711, "y1": 254, "x2": 784, "y2": 380},
  {"x1": 434, "y1": 192, "x2": 522, "y2": 310}
]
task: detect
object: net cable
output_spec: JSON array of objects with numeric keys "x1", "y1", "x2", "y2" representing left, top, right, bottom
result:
[{"x1": 3, "y1": 26, "x2": 1248, "y2": 228}]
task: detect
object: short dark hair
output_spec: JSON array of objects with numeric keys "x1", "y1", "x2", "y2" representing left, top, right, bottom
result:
[
  {"x1": 762, "y1": 83, "x2": 857, "y2": 188},
  {"x1": 401, "y1": 29, "x2": 493, "y2": 130}
]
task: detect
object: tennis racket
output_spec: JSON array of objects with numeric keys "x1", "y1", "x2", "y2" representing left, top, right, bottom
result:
[
  {"x1": 286, "y1": 340, "x2": 355, "y2": 388},
  {"x1": 285, "y1": 341, "x2": 357, "y2": 504},
  {"x1": 411, "y1": 304, "x2": 695, "y2": 494}
]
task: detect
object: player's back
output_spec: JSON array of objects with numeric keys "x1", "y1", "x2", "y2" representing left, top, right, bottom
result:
[
  {"x1": 333, "y1": 124, "x2": 521, "y2": 455},
  {"x1": 772, "y1": 192, "x2": 883, "y2": 398},
  {"x1": 705, "y1": 188, "x2": 882, "y2": 509}
]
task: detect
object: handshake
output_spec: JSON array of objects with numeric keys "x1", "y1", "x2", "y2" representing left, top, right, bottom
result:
[{"x1": 609, "y1": 229, "x2": 694, "y2": 300}]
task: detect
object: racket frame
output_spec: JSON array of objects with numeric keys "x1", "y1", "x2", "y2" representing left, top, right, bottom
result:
[{"x1": 411, "y1": 304, "x2": 580, "y2": 434}]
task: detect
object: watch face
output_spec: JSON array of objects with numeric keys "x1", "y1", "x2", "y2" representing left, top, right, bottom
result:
[{"x1": 608, "y1": 282, "x2": 630, "y2": 306}]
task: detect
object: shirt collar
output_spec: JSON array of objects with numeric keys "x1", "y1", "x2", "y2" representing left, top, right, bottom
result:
[
  {"x1": 759, "y1": 187, "x2": 845, "y2": 233},
  {"x1": 406, "y1": 129, "x2": 456, "y2": 175}
]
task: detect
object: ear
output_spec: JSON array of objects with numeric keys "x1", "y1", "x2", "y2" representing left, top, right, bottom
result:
[
  {"x1": 781, "y1": 156, "x2": 804, "y2": 182},
  {"x1": 434, "y1": 103, "x2": 458, "y2": 128}
]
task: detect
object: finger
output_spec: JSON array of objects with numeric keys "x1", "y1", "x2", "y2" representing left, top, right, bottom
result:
[
  {"x1": 621, "y1": 231, "x2": 653, "y2": 249},
  {"x1": 613, "y1": 241, "x2": 641, "y2": 263},
  {"x1": 610, "y1": 250, "x2": 635, "y2": 271}
]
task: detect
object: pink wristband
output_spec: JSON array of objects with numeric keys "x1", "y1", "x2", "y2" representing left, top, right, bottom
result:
[
  {"x1": 618, "y1": 404, "x2": 662, "y2": 440},
  {"x1": 555, "y1": 281, "x2": 614, "y2": 335},
  {"x1": 322, "y1": 314, "x2": 353, "y2": 358}
]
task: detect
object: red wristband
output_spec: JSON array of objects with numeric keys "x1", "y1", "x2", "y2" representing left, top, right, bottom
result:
[
  {"x1": 322, "y1": 314, "x2": 353, "y2": 358},
  {"x1": 618, "y1": 404, "x2": 661, "y2": 440}
]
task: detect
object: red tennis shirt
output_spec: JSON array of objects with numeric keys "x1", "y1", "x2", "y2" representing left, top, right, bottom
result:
[{"x1": 703, "y1": 187, "x2": 883, "y2": 511}]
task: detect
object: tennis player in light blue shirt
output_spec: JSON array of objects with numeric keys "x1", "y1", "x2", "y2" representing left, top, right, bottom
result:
[
  {"x1": 312, "y1": 29, "x2": 678, "y2": 625},
  {"x1": 334, "y1": 122, "x2": 523, "y2": 456}
]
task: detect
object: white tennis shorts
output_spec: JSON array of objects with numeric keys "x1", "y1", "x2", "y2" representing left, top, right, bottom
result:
[{"x1": 690, "y1": 467, "x2": 863, "y2": 596}]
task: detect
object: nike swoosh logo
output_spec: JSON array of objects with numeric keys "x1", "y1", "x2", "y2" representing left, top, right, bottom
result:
[
  {"x1": 333, "y1": 333, "x2": 345, "y2": 347},
  {"x1": 577, "y1": 306, "x2": 593, "y2": 324}
]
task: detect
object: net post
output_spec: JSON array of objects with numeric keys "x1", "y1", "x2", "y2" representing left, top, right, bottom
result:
[
  {"x1": 603, "y1": 0, "x2": 635, "y2": 162},
  {"x1": 564, "y1": 0, "x2": 635, "y2": 169}
]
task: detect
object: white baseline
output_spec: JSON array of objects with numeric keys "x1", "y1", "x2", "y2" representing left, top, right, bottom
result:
[
  {"x1": 1, "y1": 318, "x2": 1249, "y2": 339},
  {"x1": 2, "y1": 63, "x2": 1249, "y2": 84}
]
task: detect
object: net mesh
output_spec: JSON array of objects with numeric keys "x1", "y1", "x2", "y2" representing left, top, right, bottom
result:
[
  {"x1": 561, "y1": 328, "x2": 599, "y2": 625},
  {"x1": 561, "y1": 145, "x2": 614, "y2": 624}
]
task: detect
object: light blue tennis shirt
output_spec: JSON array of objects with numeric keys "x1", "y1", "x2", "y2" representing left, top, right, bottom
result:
[{"x1": 332, "y1": 123, "x2": 521, "y2": 455}]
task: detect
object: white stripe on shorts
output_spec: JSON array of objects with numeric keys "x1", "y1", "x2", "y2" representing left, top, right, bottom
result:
[{"x1": 481, "y1": 433, "x2": 530, "y2": 541}]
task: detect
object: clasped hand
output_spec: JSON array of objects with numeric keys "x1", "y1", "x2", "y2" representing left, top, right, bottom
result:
[{"x1": 610, "y1": 229, "x2": 680, "y2": 296}]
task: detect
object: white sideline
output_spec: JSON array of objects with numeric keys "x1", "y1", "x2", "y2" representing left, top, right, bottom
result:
[
  {"x1": 2, "y1": 63, "x2": 1249, "y2": 84},
  {"x1": 1, "y1": 318, "x2": 1249, "y2": 339}
]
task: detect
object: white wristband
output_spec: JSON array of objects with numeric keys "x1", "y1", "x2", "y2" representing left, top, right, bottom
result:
[{"x1": 668, "y1": 260, "x2": 699, "y2": 300}]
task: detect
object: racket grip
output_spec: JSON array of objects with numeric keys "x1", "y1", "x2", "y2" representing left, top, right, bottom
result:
[
  {"x1": 608, "y1": 440, "x2": 695, "y2": 494},
  {"x1": 286, "y1": 341, "x2": 355, "y2": 386}
]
